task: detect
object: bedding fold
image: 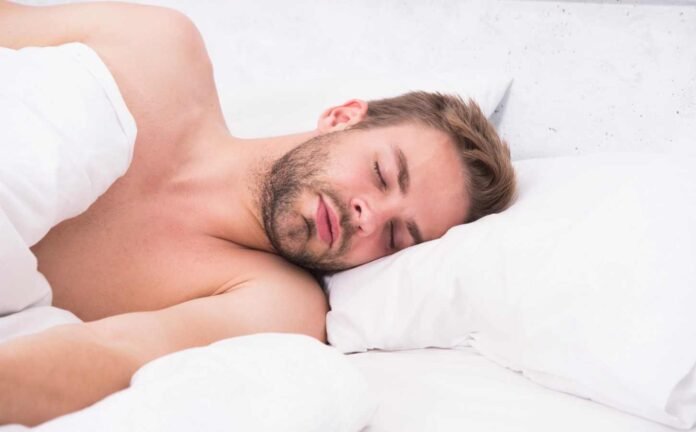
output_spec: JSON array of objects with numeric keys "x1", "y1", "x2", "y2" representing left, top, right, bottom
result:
[
  {"x1": 0, "y1": 42, "x2": 136, "y2": 316},
  {"x1": 26, "y1": 333, "x2": 376, "y2": 432}
]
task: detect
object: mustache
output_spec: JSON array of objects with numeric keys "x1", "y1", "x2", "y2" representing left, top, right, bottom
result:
[
  {"x1": 259, "y1": 130, "x2": 362, "y2": 272},
  {"x1": 321, "y1": 189, "x2": 356, "y2": 256}
]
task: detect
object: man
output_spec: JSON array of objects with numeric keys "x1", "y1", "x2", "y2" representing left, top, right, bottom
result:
[{"x1": 0, "y1": 0, "x2": 515, "y2": 426}]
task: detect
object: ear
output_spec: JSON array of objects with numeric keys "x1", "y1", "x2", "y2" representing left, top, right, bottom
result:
[{"x1": 317, "y1": 99, "x2": 368, "y2": 133}]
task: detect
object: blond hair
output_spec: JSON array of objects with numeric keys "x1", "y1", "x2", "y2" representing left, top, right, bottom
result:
[{"x1": 352, "y1": 91, "x2": 516, "y2": 222}]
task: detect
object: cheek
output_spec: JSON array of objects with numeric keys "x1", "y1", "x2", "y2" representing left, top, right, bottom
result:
[
  {"x1": 327, "y1": 161, "x2": 361, "y2": 188},
  {"x1": 298, "y1": 190, "x2": 319, "y2": 217},
  {"x1": 327, "y1": 162, "x2": 377, "y2": 204},
  {"x1": 342, "y1": 235, "x2": 385, "y2": 266},
  {"x1": 325, "y1": 145, "x2": 371, "y2": 186}
]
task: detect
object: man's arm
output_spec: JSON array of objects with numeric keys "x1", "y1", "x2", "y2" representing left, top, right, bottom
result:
[{"x1": 0, "y1": 269, "x2": 328, "y2": 426}]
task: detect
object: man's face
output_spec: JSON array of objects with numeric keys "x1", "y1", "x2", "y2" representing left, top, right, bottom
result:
[{"x1": 261, "y1": 122, "x2": 469, "y2": 272}]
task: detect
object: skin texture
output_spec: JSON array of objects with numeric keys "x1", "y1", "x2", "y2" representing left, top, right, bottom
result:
[
  {"x1": 262, "y1": 124, "x2": 468, "y2": 271},
  {"x1": 0, "y1": 1, "x2": 469, "y2": 426}
]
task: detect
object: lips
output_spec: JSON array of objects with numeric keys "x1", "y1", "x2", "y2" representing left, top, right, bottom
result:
[
  {"x1": 326, "y1": 197, "x2": 340, "y2": 246},
  {"x1": 316, "y1": 196, "x2": 340, "y2": 248}
]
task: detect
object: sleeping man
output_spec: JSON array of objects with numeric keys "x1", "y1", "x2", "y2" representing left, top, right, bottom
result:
[{"x1": 0, "y1": 1, "x2": 515, "y2": 426}]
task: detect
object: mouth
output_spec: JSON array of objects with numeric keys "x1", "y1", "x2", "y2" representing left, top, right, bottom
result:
[{"x1": 316, "y1": 195, "x2": 340, "y2": 248}]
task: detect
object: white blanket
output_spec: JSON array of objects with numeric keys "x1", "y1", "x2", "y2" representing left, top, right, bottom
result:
[
  {"x1": 2, "y1": 334, "x2": 374, "y2": 432},
  {"x1": 0, "y1": 42, "x2": 136, "y2": 316}
]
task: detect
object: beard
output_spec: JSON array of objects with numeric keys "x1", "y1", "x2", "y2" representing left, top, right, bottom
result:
[{"x1": 259, "y1": 132, "x2": 355, "y2": 272}]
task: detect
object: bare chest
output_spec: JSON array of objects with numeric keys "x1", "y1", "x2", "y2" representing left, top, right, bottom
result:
[
  {"x1": 31, "y1": 181, "x2": 239, "y2": 321},
  {"x1": 30, "y1": 39, "x2": 245, "y2": 320},
  {"x1": 8, "y1": 29, "x2": 252, "y2": 321},
  {"x1": 31, "y1": 100, "x2": 233, "y2": 321}
]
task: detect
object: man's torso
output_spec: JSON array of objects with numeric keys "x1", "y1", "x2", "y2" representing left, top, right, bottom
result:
[{"x1": 29, "y1": 20, "x2": 276, "y2": 321}]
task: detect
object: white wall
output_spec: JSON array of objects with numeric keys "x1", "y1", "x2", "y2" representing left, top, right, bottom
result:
[
  {"x1": 148, "y1": 0, "x2": 696, "y2": 159},
  {"x1": 490, "y1": 0, "x2": 696, "y2": 158},
  {"x1": 18, "y1": 0, "x2": 696, "y2": 159}
]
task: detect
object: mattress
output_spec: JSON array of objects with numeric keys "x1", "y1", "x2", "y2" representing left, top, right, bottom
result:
[{"x1": 349, "y1": 348, "x2": 685, "y2": 432}]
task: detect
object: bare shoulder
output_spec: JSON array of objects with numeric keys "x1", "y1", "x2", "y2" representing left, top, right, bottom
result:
[
  {"x1": 215, "y1": 250, "x2": 330, "y2": 340},
  {"x1": 234, "y1": 251, "x2": 324, "y2": 289},
  {"x1": 84, "y1": 4, "x2": 218, "y2": 125},
  {"x1": 0, "y1": 2, "x2": 207, "y2": 57},
  {"x1": 88, "y1": 2, "x2": 209, "y2": 65},
  {"x1": 226, "y1": 250, "x2": 329, "y2": 313}
]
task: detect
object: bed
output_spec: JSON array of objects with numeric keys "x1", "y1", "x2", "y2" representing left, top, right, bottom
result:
[
  {"x1": 349, "y1": 348, "x2": 684, "y2": 432},
  {"x1": 2, "y1": 0, "x2": 696, "y2": 430}
]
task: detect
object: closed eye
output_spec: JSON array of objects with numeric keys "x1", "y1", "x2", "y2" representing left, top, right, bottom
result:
[
  {"x1": 373, "y1": 161, "x2": 387, "y2": 190},
  {"x1": 389, "y1": 220, "x2": 395, "y2": 250}
]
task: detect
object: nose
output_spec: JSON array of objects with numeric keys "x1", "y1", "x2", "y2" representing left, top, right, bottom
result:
[{"x1": 350, "y1": 197, "x2": 385, "y2": 238}]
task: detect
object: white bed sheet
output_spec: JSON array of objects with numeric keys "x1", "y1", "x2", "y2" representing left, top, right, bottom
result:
[{"x1": 349, "y1": 348, "x2": 689, "y2": 432}]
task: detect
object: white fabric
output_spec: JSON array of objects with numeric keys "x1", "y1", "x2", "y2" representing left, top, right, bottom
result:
[
  {"x1": 0, "y1": 42, "x2": 136, "y2": 316},
  {"x1": 13, "y1": 333, "x2": 375, "y2": 432},
  {"x1": 350, "y1": 348, "x2": 687, "y2": 432},
  {"x1": 326, "y1": 153, "x2": 696, "y2": 428}
]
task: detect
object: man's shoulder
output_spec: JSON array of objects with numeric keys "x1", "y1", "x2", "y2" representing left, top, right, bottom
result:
[
  {"x1": 204, "y1": 249, "x2": 329, "y2": 342},
  {"x1": 216, "y1": 248, "x2": 328, "y2": 311},
  {"x1": 221, "y1": 249, "x2": 325, "y2": 294},
  {"x1": 76, "y1": 3, "x2": 205, "y2": 55},
  {"x1": 80, "y1": 4, "x2": 218, "y2": 127}
]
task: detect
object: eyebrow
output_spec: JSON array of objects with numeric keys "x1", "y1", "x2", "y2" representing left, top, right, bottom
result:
[
  {"x1": 392, "y1": 145, "x2": 423, "y2": 245},
  {"x1": 393, "y1": 146, "x2": 410, "y2": 194}
]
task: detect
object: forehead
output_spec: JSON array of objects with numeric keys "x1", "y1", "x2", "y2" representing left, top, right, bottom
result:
[
  {"x1": 354, "y1": 122, "x2": 470, "y2": 239},
  {"x1": 349, "y1": 122, "x2": 453, "y2": 158}
]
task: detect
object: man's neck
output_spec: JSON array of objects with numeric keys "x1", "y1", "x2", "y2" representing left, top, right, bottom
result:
[{"x1": 180, "y1": 128, "x2": 320, "y2": 253}]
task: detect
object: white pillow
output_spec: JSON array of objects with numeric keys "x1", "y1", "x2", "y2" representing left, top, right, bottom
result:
[
  {"x1": 225, "y1": 73, "x2": 512, "y2": 137},
  {"x1": 31, "y1": 333, "x2": 376, "y2": 432},
  {"x1": 325, "y1": 153, "x2": 696, "y2": 429}
]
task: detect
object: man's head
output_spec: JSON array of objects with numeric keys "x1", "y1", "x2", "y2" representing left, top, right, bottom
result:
[{"x1": 260, "y1": 91, "x2": 515, "y2": 272}]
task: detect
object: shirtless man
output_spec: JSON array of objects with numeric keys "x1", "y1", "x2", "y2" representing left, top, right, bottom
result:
[{"x1": 0, "y1": 1, "x2": 515, "y2": 426}]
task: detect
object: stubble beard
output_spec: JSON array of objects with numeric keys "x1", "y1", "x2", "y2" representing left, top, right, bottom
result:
[{"x1": 259, "y1": 133, "x2": 354, "y2": 272}]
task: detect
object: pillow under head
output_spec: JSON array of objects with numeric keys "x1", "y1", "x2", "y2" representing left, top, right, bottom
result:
[{"x1": 326, "y1": 153, "x2": 696, "y2": 429}]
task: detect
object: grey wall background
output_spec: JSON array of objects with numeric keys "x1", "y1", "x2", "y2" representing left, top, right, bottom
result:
[{"x1": 16, "y1": 0, "x2": 696, "y2": 159}]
